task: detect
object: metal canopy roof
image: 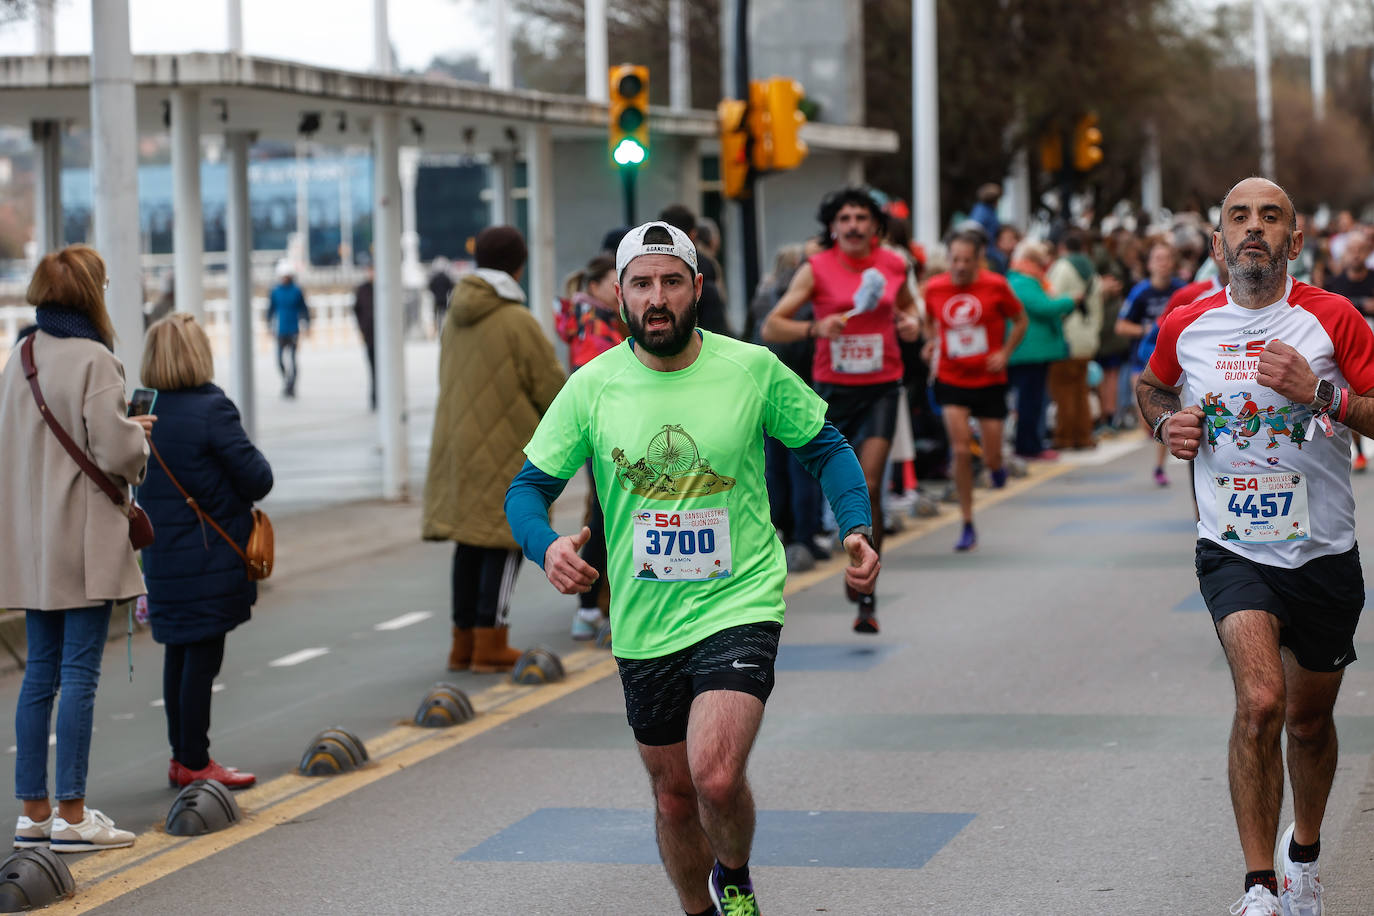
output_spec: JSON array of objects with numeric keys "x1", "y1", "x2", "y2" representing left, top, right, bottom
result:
[{"x1": 0, "y1": 52, "x2": 899, "y2": 155}]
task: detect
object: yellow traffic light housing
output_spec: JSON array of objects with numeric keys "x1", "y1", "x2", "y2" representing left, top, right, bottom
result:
[
  {"x1": 609, "y1": 64, "x2": 649, "y2": 167},
  {"x1": 1039, "y1": 130, "x2": 1063, "y2": 174},
  {"x1": 1072, "y1": 113, "x2": 1104, "y2": 172},
  {"x1": 764, "y1": 76, "x2": 808, "y2": 171},
  {"x1": 717, "y1": 98, "x2": 750, "y2": 199},
  {"x1": 747, "y1": 80, "x2": 773, "y2": 172}
]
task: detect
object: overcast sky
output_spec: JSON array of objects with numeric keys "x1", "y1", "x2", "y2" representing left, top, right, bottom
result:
[{"x1": 0, "y1": 0, "x2": 489, "y2": 72}]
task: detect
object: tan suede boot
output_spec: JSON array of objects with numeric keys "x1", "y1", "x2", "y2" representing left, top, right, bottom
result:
[
  {"x1": 447, "y1": 627, "x2": 474, "y2": 671},
  {"x1": 471, "y1": 627, "x2": 523, "y2": 673}
]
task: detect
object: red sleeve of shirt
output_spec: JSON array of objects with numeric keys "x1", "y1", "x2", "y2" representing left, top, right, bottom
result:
[
  {"x1": 1162, "y1": 280, "x2": 1207, "y2": 322},
  {"x1": 1295, "y1": 283, "x2": 1374, "y2": 393},
  {"x1": 1148, "y1": 292, "x2": 1225, "y2": 386}
]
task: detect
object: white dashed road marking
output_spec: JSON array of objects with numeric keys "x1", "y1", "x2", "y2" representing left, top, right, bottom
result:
[
  {"x1": 373, "y1": 611, "x2": 434, "y2": 631},
  {"x1": 269, "y1": 647, "x2": 330, "y2": 668}
]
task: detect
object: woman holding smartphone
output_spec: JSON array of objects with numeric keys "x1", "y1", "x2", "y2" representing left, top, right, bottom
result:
[
  {"x1": 0, "y1": 245, "x2": 149, "y2": 852},
  {"x1": 138, "y1": 314, "x2": 272, "y2": 789}
]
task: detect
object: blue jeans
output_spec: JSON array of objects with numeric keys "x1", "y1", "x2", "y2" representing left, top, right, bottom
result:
[
  {"x1": 14, "y1": 605, "x2": 111, "y2": 802},
  {"x1": 1008, "y1": 362, "x2": 1051, "y2": 457}
]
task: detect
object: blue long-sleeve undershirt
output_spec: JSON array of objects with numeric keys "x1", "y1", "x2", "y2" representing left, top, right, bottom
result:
[{"x1": 503, "y1": 421, "x2": 871, "y2": 569}]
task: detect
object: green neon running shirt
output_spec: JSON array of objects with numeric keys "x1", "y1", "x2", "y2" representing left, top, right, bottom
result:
[{"x1": 523, "y1": 330, "x2": 827, "y2": 659}]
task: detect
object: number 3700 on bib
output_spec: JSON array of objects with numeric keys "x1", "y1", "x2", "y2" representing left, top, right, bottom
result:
[{"x1": 632, "y1": 507, "x2": 733, "y2": 582}]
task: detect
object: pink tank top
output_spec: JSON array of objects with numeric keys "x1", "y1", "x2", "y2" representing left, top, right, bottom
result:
[{"x1": 809, "y1": 246, "x2": 908, "y2": 386}]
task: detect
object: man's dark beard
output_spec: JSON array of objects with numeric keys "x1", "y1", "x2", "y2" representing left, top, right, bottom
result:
[
  {"x1": 629, "y1": 300, "x2": 699, "y2": 357},
  {"x1": 1223, "y1": 232, "x2": 1291, "y2": 287}
]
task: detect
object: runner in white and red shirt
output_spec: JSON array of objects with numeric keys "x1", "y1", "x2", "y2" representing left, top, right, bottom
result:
[{"x1": 1138, "y1": 177, "x2": 1374, "y2": 916}]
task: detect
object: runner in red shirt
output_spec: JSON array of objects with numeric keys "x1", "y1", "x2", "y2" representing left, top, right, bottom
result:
[
  {"x1": 763, "y1": 188, "x2": 921, "y2": 634},
  {"x1": 922, "y1": 228, "x2": 1027, "y2": 551}
]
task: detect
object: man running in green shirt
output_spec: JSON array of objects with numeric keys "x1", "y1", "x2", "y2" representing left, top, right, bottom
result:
[{"x1": 506, "y1": 221, "x2": 879, "y2": 916}]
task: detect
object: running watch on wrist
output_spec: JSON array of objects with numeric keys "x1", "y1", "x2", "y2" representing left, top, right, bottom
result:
[
  {"x1": 1307, "y1": 378, "x2": 1336, "y2": 414},
  {"x1": 843, "y1": 524, "x2": 875, "y2": 548}
]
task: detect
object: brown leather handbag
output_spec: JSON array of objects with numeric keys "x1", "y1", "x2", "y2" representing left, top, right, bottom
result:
[
  {"x1": 21, "y1": 335, "x2": 155, "y2": 550},
  {"x1": 149, "y1": 441, "x2": 274, "y2": 581}
]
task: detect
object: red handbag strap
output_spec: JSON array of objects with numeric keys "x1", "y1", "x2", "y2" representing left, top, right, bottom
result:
[
  {"x1": 21, "y1": 334, "x2": 130, "y2": 512},
  {"x1": 147, "y1": 439, "x2": 251, "y2": 566}
]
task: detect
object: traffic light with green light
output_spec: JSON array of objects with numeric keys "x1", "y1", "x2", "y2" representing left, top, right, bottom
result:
[
  {"x1": 1072, "y1": 113, "x2": 1103, "y2": 172},
  {"x1": 609, "y1": 64, "x2": 649, "y2": 167}
]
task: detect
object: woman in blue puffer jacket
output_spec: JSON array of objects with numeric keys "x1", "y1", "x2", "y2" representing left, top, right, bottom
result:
[{"x1": 138, "y1": 314, "x2": 273, "y2": 791}]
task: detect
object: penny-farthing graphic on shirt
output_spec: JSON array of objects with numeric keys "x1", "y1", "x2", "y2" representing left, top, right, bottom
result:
[{"x1": 613, "y1": 424, "x2": 736, "y2": 500}]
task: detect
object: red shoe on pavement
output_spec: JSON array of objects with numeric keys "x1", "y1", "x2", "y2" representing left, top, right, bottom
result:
[
  {"x1": 173, "y1": 759, "x2": 256, "y2": 790},
  {"x1": 1354, "y1": 453, "x2": 1367, "y2": 473}
]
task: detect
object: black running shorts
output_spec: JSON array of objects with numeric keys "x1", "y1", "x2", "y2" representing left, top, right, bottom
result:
[
  {"x1": 814, "y1": 381, "x2": 901, "y2": 446},
  {"x1": 933, "y1": 380, "x2": 1009, "y2": 420},
  {"x1": 1194, "y1": 539, "x2": 1364, "y2": 673},
  {"x1": 615, "y1": 622, "x2": 782, "y2": 746}
]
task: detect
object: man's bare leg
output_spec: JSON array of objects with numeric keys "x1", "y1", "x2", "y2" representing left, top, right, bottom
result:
[
  {"x1": 688, "y1": 690, "x2": 766, "y2": 869},
  {"x1": 639, "y1": 739, "x2": 716, "y2": 913},
  {"x1": 1282, "y1": 650, "x2": 1344, "y2": 847},
  {"x1": 1217, "y1": 609, "x2": 1287, "y2": 872},
  {"x1": 942, "y1": 405, "x2": 975, "y2": 522}
]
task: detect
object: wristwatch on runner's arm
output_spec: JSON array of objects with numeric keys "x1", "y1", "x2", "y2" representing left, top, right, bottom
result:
[
  {"x1": 1307, "y1": 379, "x2": 1336, "y2": 414},
  {"x1": 843, "y1": 525, "x2": 875, "y2": 549}
]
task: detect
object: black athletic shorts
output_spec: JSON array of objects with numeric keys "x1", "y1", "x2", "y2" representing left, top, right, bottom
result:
[
  {"x1": 933, "y1": 380, "x2": 1009, "y2": 420},
  {"x1": 814, "y1": 381, "x2": 901, "y2": 446},
  {"x1": 615, "y1": 622, "x2": 782, "y2": 746},
  {"x1": 1194, "y1": 539, "x2": 1364, "y2": 673}
]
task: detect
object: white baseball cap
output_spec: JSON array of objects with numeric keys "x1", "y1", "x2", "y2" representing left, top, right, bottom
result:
[{"x1": 615, "y1": 221, "x2": 698, "y2": 279}]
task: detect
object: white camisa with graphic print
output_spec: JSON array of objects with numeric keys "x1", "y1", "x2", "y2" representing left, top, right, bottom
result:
[{"x1": 1152, "y1": 278, "x2": 1374, "y2": 569}]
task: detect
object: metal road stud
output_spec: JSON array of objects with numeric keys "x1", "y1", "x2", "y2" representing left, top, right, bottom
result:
[
  {"x1": 0, "y1": 848, "x2": 74, "y2": 913},
  {"x1": 165, "y1": 779, "x2": 243, "y2": 837},
  {"x1": 594, "y1": 622, "x2": 612, "y2": 651},
  {"x1": 297, "y1": 727, "x2": 370, "y2": 776},
  {"x1": 510, "y1": 647, "x2": 565, "y2": 685},
  {"x1": 414, "y1": 683, "x2": 476, "y2": 728}
]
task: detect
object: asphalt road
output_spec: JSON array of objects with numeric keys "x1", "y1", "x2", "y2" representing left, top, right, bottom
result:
[{"x1": 4, "y1": 437, "x2": 1372, "y2": 915}]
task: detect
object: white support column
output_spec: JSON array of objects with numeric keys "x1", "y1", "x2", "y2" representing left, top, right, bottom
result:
[
  {"x1": 374, "y1": 0, "x2": 393, "y2": 74},
  {"x1": 1310, "y1": 0, "x2": 1326, "y2": 121},
  {"x1": 585, "y1": 0, "x2": 608, "y2": 103},
  {"x1": 226, "y1": 0, "x2": 243, "y2": 53},
  {"x1": 338, "y1": 155, "x2": 354, "y2": 265},
  {"x1": 912, "y1": 0, "x2": 941, "y2": 248},
  {"x1": 488, "y1": 151, "x2": 511, "y2": 226},
  {"x1": 669, "y1": 0, "x2": 691, "y2": 111},
  {"x1": 35, "y1": 0, "x2": 55, "y2": 54},
  {"x1": 171, "y1": 88, "x2": 205, "y2": 321},
  {"x1": 1254, "y1": 0, "x2": 1276, "y2": 179},
  {"x1": 1001, "y1": 144, "x2": 1030, "y2": 231},
  {"x1": 373, "y1": 111, "x2": 408, "y2": 500},
  {"x1": 90, "y1": 0, "x2": 143, "y2": 377},
  {"x1": 492, "y1": 0, "x2": 513, "y2": 90},
  {"x1": 678, "y1": 139, "x2": 701, "y2": 213},
  {"x1": 31, "y1": 120, "x2": 62, "y2": 256},
  {"x1": 225, "y1": 130, "x2": 255, "y2": 439},
  {"x1": 525, "y1": 123, "x2": 555, "y2": 336},
  {"x1": 399, "y1": 146, "x2": 423, "y2": 288},
  {"x1": 1141, "y1": 120, "x2": 1163, "y2": 219}
]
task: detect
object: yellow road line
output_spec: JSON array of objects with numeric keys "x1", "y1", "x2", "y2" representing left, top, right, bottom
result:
[
  {"x1": 48, "y1": 654, "x2": 621, "y2": 914},
  {"x1": 52, "y1": 456, "x2": 1080, "y2": 910}
]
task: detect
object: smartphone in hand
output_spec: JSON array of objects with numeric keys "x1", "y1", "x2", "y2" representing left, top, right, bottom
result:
[{"x1": 128, "y1": 387, "x2": 158, "y2": 417}]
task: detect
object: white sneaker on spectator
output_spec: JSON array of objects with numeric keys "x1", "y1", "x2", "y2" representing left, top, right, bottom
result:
[
  {"x1": 1231, "y1": 884, "x2": 1281, "y2": 915},
  {"x1": 50, "y1": 808, "x2": 134, "y2": 853},
  {"x1": 1278, "y1": 822, "x2": 1323, "y2": 916},
  {"x1": 13, "y1": 813, "x2": 51, "y2": 848}
]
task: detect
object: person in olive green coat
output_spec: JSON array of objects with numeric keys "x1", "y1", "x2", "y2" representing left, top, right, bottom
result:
[
  {"x1": 1007, "y1": 239, "x2": 1077, "y2": 459},
  {"x1": 422, "y1": 226, "x2": 565, "y2": 673}
]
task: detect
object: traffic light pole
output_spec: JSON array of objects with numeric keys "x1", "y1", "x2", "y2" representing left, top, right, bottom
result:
[
  {"x1": 621, "y1": 165, "x2": 637, "y2": 226},
  {"x1": 733, "y1": 0, "x2": 760, "y2": 305}
]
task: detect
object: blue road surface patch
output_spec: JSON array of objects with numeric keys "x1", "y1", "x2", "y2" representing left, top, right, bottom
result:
[
  {"x1": 457, "y1": 808, "x2": 975, "y2": 869},
  {"x1": 774, "y1": 643, "x2": 901, "y2": 671}
]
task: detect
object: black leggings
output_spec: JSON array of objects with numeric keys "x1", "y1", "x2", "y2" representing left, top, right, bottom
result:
[
  {"x1": 451, "y1": 543, "x2": 522, "y2": 629},
  {"x1": 163, "y1": 633, "x2": 227, "y2": 772},
  {"x1": 580, "y1": 463, "x2": 608, "y2": 610}
]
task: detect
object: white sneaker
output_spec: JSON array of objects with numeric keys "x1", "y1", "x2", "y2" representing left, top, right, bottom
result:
[
  {"x1": 1278, "y1": 822, "x2": 1323, "y2": 916},
  {"x1": 570, "y1": 611, "x2": 607, "y2": 641},
  {"x1": 50, "y1": 807, "x2": 135, "y2": 853},
  {"x1": 13, "y1": 813, "x2": 52, "y2": 848},
  {"x1": 1231, "y1": 884, "x2": 1281, "y2": 915}
]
